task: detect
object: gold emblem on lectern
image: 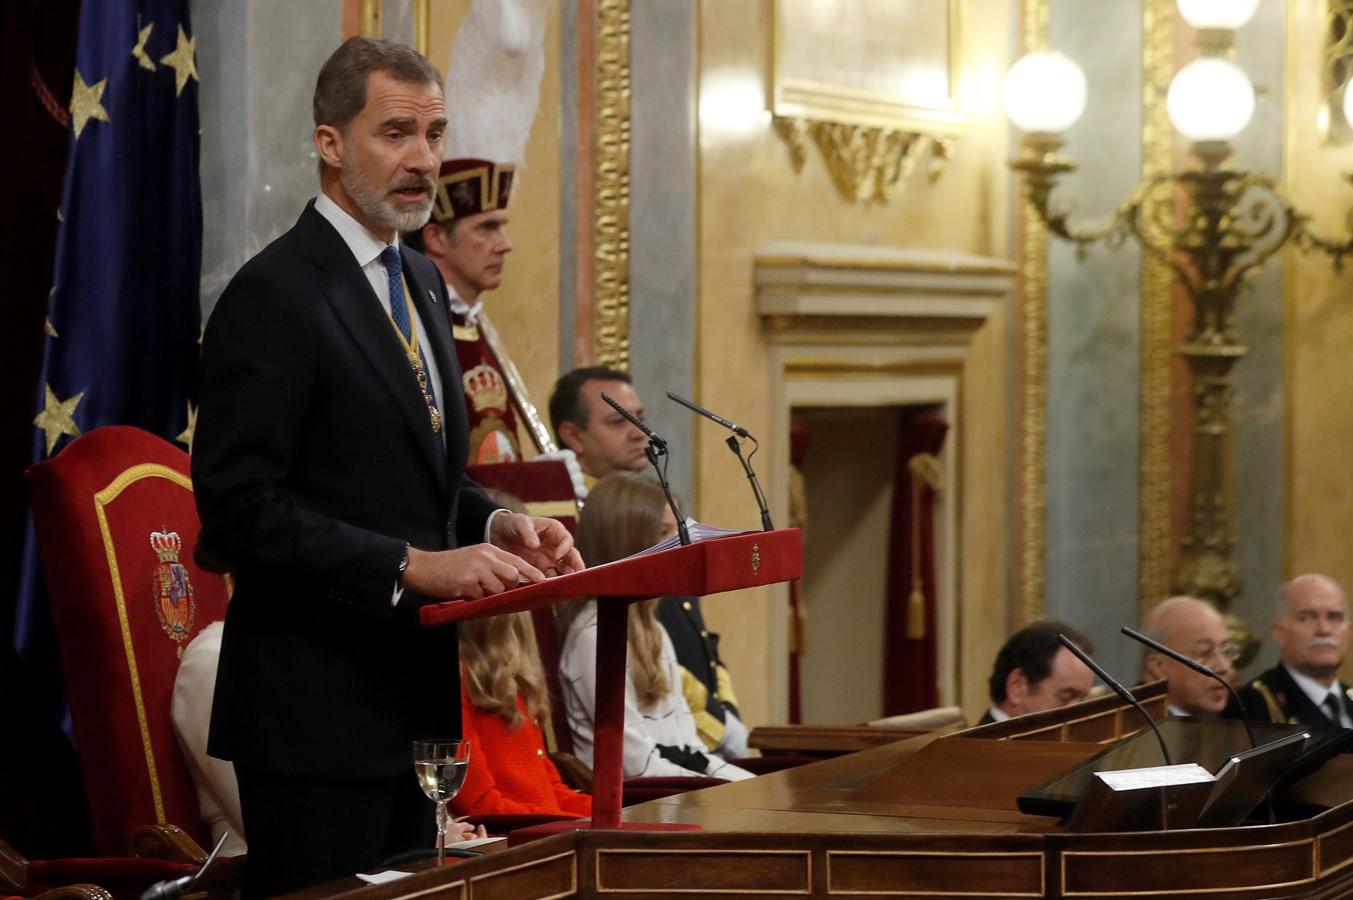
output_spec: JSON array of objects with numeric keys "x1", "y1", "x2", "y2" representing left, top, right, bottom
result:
[{"x1": 751, "y1": 543, "x2": 761, "y2": 574}]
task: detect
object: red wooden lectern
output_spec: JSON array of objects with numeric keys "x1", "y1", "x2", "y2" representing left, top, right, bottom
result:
[{"x1": 420, "y1": 528, "x2": 803, "y2": 830}]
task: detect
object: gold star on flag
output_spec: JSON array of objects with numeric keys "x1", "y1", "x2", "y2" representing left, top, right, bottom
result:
[
  {"x1": 45, "y1": 318, "x2": 58, "y2": 338},
  {"x1": 33, "y1": 384, "x2": 84, "y2": 456},
  {"x1": 69, "y1": 71, "x2": 110, "y2": 139},
  {"x1": 176, "y1": 402, "x2": 198, "y2": 453},
  {"x1": 159, "y1": 25, "x2": 198, "y2": 96},
  {"x1": 132, "y1": 22, "x2": 156, "y2": 71}
]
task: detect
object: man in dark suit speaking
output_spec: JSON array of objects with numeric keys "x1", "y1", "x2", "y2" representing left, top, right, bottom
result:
[{"x1": 192, "y1": 37, "x2": 580, "y2": 896}]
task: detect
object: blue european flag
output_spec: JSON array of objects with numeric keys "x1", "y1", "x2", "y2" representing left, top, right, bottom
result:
[{"x1": 15, "y1": 0, "x2": 202, "y2": 728}]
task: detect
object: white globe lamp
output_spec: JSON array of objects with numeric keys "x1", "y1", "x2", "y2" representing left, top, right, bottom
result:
[
  {"x1": 1003, "y1": 51, "x2": 1087, "y2": 136},
  {"x1": 1176, "y1": 0, "x2": 1259, "y2": 30},
  {"x1": 1166, "y1": 58, "x2": 1255, "y2": 143}
]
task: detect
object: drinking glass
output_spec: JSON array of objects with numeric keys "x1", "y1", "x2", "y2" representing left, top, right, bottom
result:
[{"x1": 412, "y1": 739, "x2": 471, "y2": 865}]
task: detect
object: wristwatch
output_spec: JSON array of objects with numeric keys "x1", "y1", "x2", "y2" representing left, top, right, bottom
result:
[{"x1": 397, "y1": 543, "x2": 411, "y2": 583}]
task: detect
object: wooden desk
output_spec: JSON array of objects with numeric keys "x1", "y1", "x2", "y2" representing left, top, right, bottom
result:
[{"x1": 283, "y1": 683, "x2": 1353, "y2": 898}]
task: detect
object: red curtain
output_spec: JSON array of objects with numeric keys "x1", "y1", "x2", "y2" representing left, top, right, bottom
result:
[{"x1": 882, "y1": 408, "x2": 948, "y2": 715}]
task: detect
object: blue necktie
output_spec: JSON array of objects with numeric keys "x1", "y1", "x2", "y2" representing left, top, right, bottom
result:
[{"x1": 379, "y1": 246, "x2": 437, "y2": 410}]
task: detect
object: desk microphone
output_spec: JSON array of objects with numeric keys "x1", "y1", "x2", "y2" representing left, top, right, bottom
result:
[
  {"x1": 666, "y1": 391, "x2": 773, "y2": 531},
  {"x1": 601, "y1": 391, "x2": 666, "y2": 450},
  {"x1": 1058, "y1": 634, "x2": 1173, "y2": 766},
  {"x1": 600, "y1": 391, "x2": 689, "y2": 546},
  {"x1": 1120, "y1": 626, "x2": 1256, "y2": 750},
  {"x1": 139, "y1": 832, "x2": 229, "y2": 900}
]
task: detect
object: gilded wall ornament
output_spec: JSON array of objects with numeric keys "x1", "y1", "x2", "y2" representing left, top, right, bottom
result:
[{"x1": 772, "y1": 115, "x2": 951, "y2": 204}]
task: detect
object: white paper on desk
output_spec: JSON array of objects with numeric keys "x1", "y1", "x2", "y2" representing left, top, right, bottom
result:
[
  {"x1": 357, "y1": 870, "x2": 414, "y2": 884},
  {"x1": 456, "y1": 835, "x2": 506, "y2": 849}
]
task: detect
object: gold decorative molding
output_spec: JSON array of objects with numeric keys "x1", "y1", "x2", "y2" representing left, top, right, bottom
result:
[
  {"x1": 1324, "y1": 0, "x2": 1353, "y2": 144},
  {"x1": 772, "y1": 116, "x2": 952, "y2": 204},
  {"x1": 413, "y1": 0, "x2": 429, "y2": 57},
  {"x1": 592, "y1": 0, "x2": 631, "y2": 371},
  {"x1": 359, "y1": 0, "x2": 380, "y2": 38},
  {"x1": 1017, "y1": 0, "x2": 1049, "y2": 626},
  {"x1": 1139, "y1": 0, "x2": 1175, "y2": 616}
]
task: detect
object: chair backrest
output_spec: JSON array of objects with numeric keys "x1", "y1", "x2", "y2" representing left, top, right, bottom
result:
[
  {"x1": 529, "y1": 607, "x2": 574, "y2": 755},
  {"x1": 466, "y1": 460, "x2": 579, "y2": 533},
  {"x1": 26, "y1": 426, "x2": 230, "y2": 854}
]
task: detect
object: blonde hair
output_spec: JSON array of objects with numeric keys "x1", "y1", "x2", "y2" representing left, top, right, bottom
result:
[
  {"x1": 560, "y1": 472, "x2": 676, "y2": 707},
  {"x1": 460, "y1": 612, "x2": 550, "y2": 730},
  {"x1": 460, "y1": 488, "x2": 549, "y2": 729}
]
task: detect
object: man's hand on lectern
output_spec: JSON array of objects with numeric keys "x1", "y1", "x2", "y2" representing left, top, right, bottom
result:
[
  {"x1": 402, "y1": 544, "x2": 544, "y2": 600},
  {"x1": 489, "y1": 512, "x2": 585, "y2": 577}
]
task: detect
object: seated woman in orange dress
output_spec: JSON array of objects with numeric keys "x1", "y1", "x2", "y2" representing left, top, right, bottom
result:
[{"x1": 451, "y1": 609, "x2": 592, "y2": 818}]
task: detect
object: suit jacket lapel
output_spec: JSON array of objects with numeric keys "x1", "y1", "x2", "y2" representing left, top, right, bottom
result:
[{"x1": 296, "y1": 205, "x2": 447, "y2": 490}]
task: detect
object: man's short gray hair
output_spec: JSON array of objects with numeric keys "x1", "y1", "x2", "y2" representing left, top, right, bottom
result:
[{"x1": 313, "y1": 36, "x2": 442, "y2": 138}]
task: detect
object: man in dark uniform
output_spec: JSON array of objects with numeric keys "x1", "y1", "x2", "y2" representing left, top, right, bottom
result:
[
  {"x1": 1239, "y1": 574, "x2": 1352, "y2": 731},
  {"x1": 978, "y1": 622, "x2": 1095, "y2": 725},
  {"x1": 193, "y1": 37, "x2": 579, "y2": 896},
  {"x1": 657, "y1": 595, "x2": 748, "y2": 757}
]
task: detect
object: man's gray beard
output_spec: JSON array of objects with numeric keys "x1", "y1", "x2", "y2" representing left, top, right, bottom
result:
[{"x1": 339, "y1": 165, "x2": 434, "y2": 234}]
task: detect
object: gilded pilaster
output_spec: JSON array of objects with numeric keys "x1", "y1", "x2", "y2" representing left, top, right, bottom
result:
[
  {"x1": 1018, "y1": 0, "x2": 1049, "y2": 626},
  {"x1": 1139, "y1": 0, "x2": 1175, "y2": 615},
  {"x1": 593, "y1": 0, "x2": 632, "y2": 370}
]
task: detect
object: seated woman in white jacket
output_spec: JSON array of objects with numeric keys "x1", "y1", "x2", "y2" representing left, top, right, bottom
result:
[{"x1": 557, "y1": 472, "x2": 753, "y2": 782}]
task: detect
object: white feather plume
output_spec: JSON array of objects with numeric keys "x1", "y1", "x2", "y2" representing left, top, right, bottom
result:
[{"x1": 444, "y1": 0, "x2": 548, "y2": 165}]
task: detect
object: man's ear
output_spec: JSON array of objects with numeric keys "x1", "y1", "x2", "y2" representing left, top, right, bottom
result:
[
  {"x1": 314, "y1": 125, "x2": 343, "y2": 171},
  {"x1": 1005, "y1": 668, "x2": 1029, "y2": 709},
  {"x1": 421, "y1": 222, "x2": 447, "y2": 258},
  {"x1": 1142, "y1": 652, "x2": 1166, "y2": 682},
  {"x1": 558, "y1": 421, "x2": 585, "y2": 456}
]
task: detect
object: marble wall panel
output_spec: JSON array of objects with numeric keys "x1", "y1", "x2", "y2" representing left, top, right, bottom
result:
[{"x1": 1043, "y1": 0, "x2": 1144, "y2": 684}]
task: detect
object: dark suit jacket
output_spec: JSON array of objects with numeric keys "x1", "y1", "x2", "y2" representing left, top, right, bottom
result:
[
  {"x1": 193, "y1": 201, "x2": 497, "y2": 780},
  {"x1": 1236, "y1": 663, "x2": 1350, "y2": 733}
]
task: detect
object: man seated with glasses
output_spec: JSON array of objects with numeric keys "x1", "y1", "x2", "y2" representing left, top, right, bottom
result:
[
  {"x1": 1139, "y1": 596, "x2": 1240, "y2": 718},
  {"x1": 1237, "y1": 574, "x2": 1352, "y2": 731}
]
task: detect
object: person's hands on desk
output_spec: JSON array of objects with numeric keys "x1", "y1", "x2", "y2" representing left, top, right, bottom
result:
[
  {"x1": 488, "y1": 512, "x2": 584, "y2": 578},
  {"x1": 400, "y1": 514, "x2": 584, "y2": 599}
]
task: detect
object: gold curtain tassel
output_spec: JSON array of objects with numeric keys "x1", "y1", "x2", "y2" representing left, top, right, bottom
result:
[{"x1": 906, "y1": 583, "x2": 926, "y2": 639}]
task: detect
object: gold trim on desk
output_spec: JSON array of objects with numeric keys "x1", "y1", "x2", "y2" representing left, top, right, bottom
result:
[
  {"x1": 1017, "y1": 0, "x2": 1049, "y2": 625},
  {"x1": 1138, "y1": 0, "x2": 1174, "y2": 616},
  {"x1": 1059, "y1": 840, "x2": 1317, "y2": 897},
  {"x1": 592, "y1": 0, "x2": 631, "y2": 371},
  {"x1": 594, "y1": 847, "x2": 811, "y2": 894},
  {"x1": 825, "y1": 849, "x2": 1045, "y2": 897},
  {"x1": 94, "y1": 463, "x2": 195, "y2": 826}
]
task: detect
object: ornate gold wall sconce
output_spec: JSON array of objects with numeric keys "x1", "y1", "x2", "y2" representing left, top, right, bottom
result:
[{"x1": 1005, "y1": 0, "x2": 1353, "y2": 608}]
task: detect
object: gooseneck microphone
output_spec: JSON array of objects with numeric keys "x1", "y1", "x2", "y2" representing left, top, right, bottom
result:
[
  {"x1": 600, "y1": 391, "x2": 690, "y2": 546},
  {"x1": 139, "y1": 832, "x2": 229, "y2": 900},
  {"x1": 666, "y1": 390, "x2": 750, "y2": 437},
  {"x1": 666, "y1": 391, "x2": 773, "y2": 532},
  {"x1": 1120, "y1": 626, "x2": 1256, "y2": 750},
  {"x1": 1058, "y1": 634, "x2": 1173, "y2": 766},
  {"x1": 601, "y1": 391, "x2": 666, "y2": 450}
]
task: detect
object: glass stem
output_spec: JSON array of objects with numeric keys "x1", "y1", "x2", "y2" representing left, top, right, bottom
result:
[{"x1": 436, "y1": 799, "x2": 448, "y2": 865}]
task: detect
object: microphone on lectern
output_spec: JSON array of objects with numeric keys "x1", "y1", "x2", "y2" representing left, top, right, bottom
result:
[
  {"x1": 1120, "y1": 626, "x2": 1256, "y2": 750},
  {"x1": 1058, "y1": 634, "x2": 1173, "y2": 766},
  {"x1": 666, "y1": 391, "x2": 774, "y2": 532},
  {"x1": 600, "y1": 391, "x2": 690, "y2": 546},
  {"x1": 600, "y1": 391, "x2": 666, "y2": 450}
]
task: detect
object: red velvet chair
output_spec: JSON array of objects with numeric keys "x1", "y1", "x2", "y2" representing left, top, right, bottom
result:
[{"x1": 25, "y1": 426, "x2": 230, "y2": 859}]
